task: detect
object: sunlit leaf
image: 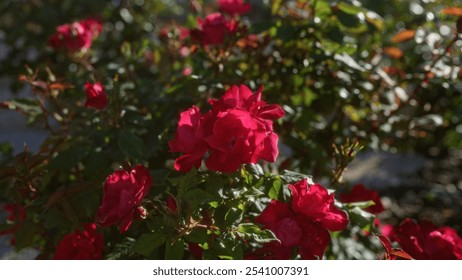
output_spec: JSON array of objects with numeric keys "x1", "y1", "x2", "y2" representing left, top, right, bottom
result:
[{"x1": 165, "y1": 239, "x2": 185, "y2": 260}]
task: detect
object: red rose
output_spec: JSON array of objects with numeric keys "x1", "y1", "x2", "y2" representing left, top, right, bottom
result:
[
  {"x1": 0, "y1": 204, "x2": 26, "y2": 235},
  {"x1": 455, "y1": 241, "x2": 462, "y2": 259},
  {"x1": 191, "y1": 13, "x2": 235, "y2": 46},
  {"x1": 205, "y1": 109, "x2": 268, "y2": 172},
  {"x1": 218, "y1": 0, "x2": 251, "y2": 16},
  {"x1": 339, "y1": 184, "x2": 384, "y2": 214},
  {"x1": 391, "y1": 218, "x2": 462, "y2": 260},
  {"x1": 53, "y1": 223, "x2": 103, "y2": 260},
  {"x1": 289, "y1": 180, "x2": 349, "y2": 231},
  {"x1": 48, "y1": 18, "x2": 102, "y2": 52},
  {"x1": 96, "y1": 164, "x2": 152, "y2": 233},
  {"x1": 169, "y1": 106, "x2": 208, "y2": 172},
  {"x1": 253, "y1": 179, "x2": 348, "y2": 259},
  {"x1": 84, "y1": 82, "x2": 108, "y2": 110},
  {"x1": 169, "y1": 85, "x2": 284, "y2": 173}
]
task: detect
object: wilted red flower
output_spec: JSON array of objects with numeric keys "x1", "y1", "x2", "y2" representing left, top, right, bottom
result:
[
  {"x1": 53, "y1": 223, "x2": 103, "y2": 260},
  {"x1": 96, "y1": 164, "x2": 152, "y2": 233},
  {"x1": 218, "y1": 0, "x2": 251, "y2": 16},
  {"x1": 169, "y1": 85, "x2": 284, "y2": 173},
  {"x1": 84, "y1": 82, "x2": 108, "y2": 110},
  {"x1": 0, "y1": 204, "x2": 26, "y2": 235},
  {"x1": 391, "y1": 218, "x2": 462, "y2": 260},
  {"x1": 253, "y1": 179, "x2": 348, "y2": 259},
  {"x1": 48, "y1": 18, "x2": 102, "y2": 52},
  {"x1": 191, "y1": 13, "x2": 236, "y2": 46},
  {"x1": 339, "y1": 184, "x2": 384, "y2": 214}
]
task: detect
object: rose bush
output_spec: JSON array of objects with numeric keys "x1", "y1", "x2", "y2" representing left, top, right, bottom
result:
[{"x1": 0, "y1": 0, "x2": 461, "y2": 260}]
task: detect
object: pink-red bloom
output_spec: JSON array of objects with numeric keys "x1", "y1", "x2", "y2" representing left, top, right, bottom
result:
[
  {"x1": 390, "y1": 218, "x2": 462, "y2": 260},
  {"x1": 253, "y1": 179, "x2": 348, "y2": 259},
  {"x1": 191, "y1": 13, "x2": 236, "y2": 46},
  {"x1": 96, "y1": 164, "x2": 152, "y2": 233},
  {"x1": 339, "y1": 184, "x2": 384, "y2": 214},
  {"x1": 169, "y1": 85, "x2": 284, "y2": 173},
  {"x1": 48, "y1": 18, "x2": 102, "y2": 52},
  {"x1": 84, "y1": 82, "x2": 108, "y2": 110},
  {"x1": 218, "y1": 0, "x2": 251, "y2": 16},
  {"x1": 53, "y1": 223, "x2": 103, "y2": 260}
]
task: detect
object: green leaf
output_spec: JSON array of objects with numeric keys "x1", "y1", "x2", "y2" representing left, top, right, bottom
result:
[
  {"x1": 337, "y1": 2, "x2": 364, "y2": 15},
  {"x1": 14, "y1": 222, "x2": 36, "y2": 250},
  {"x1": 133, "y1": 233, "x2": 166, "y2": 257},
  {"x1": 117, "y1": 130, "x2": 145, "y2": 161},
  {"x1": 165, "y1": 239, "x2": 185, "y2": 260},
  {"x1": 107, "y1": 237, "x2": 135, "y2": 260},
  {"x1": 247, "y1": 163, "x2": 264, "y2": 177},
  {"x1": 280, "y1": 170, "x2": 312, "y2": 183},
  {"x1": 225, "y1": 207, "x2": 243, "y2": 225},
  {"x1": 336, "y1": 10, "x2": 361, "y2": 28},
  {"x1": 48, "y1": 145, "x2": 88, "y2": 171},
  {"x1": 184, "y1": 188, "x2": 216, "y2": 206},
  {"x1": 268, "y1": 177, "x2": 282, "y2": 200},
  {"x1": 349, "y1": 206, "x2": 374, "y2": 230},
  {"x1": 271, "y1": 0, "x2": 283, "y2": 15},
  {"x1": 314, "y1": 0, "x2": 332, "y2": 19},
  {"x1": 236, "y1": 223, "x2": 278, "y2": 243},
  {"x1": 204, "y1": 239, "x2": 243, "y2": 260},
  {"x1": 184, "y1": 228, "x2": 209, "y2": 244},
  {"x1": 344, "y1": 200, "x2": 376, "y2": 210},
  {"x1": 365, "y1": 11, "x2": 384, "y2": 31},
  {"x1": 0, "y1": 98, "x2": 41, "y2": 117}
]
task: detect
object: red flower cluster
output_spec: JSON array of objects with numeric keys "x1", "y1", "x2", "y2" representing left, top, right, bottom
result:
[
  {"x1": 48, "y1": 18, "x2": 102, "y2": 53},
  {"x1": 0, "y1": 204, "x2": 26, "y2": 236},
  {"x1": 84, "y1": 82, "x2": 108, "y2": 110},
  {"x1": 191, "y1": 13, "x2": 237, "y2": 46},
  {"x1": 387, "y1": 218, "x2": 462, "y2": 260},
  {"x1": 250, "y1": 179, "x2": 348, "y2": 259},
  {"x1": 169, "y1": 85, "x2": 284, "y2": 173},
  {"x1": 96, "y1": 165, "x2": 152, "y2": 233},
  {"x1": 218, "y1": 0, "x2": 251, "y2": 16},
  {"x1": 339, "y1": 184, "x2": 384, "y2": 214},
  {"x1": 53, "y1": 223, "x2": 103, "y2": 260}
]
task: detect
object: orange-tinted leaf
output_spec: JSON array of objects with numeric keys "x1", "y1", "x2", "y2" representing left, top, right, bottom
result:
[
  {"x1": 383, "y1": 47, "x2": 404, "y2": 59},
  {"x1": 49, "y1": 82, "x2": 73, "y2": 91},
  {"x1": 441, "y1": 7, "x2": 462, "y2": 16},
  {"x1": 391, "y1": 30, "x2": 416, "y2": 43},
  {"x1": 391, "y1": 249, "x2": 414, "y2": 260}
]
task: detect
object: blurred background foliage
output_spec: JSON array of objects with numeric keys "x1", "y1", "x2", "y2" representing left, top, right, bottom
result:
[{"x1": 1, "y1": 0, "x2": 462, "y2": 259}]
